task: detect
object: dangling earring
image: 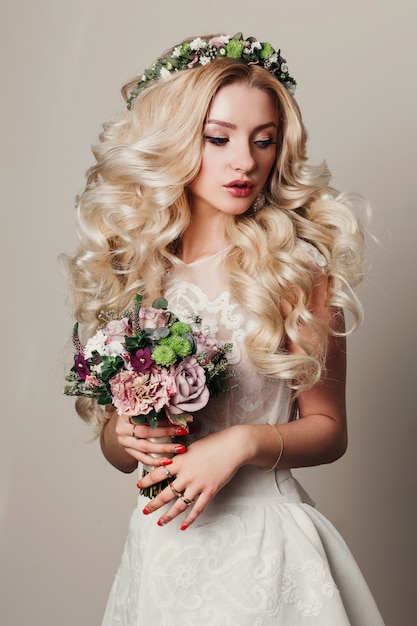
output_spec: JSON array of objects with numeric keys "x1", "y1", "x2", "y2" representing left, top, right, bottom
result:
[{"x1": 252, "y1": 191, "x2": 267, "y2": 212}]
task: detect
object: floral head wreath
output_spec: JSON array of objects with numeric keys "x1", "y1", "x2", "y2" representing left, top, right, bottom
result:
[{"x1": 127, "y1": 32, "x2": 297, "y2": 109}]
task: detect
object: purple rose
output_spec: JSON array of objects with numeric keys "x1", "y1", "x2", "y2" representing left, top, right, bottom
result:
[{"x1": 169, "y1": 356, "x2": 209, "y2": 414}]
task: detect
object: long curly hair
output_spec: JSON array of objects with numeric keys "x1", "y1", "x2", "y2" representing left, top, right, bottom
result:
[{"x1": 66, "y1": 43, "x2": 368, "y2": 429}]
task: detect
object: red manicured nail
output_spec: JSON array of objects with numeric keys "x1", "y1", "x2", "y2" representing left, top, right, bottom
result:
[
  {"x1": 180, "y1": 523, "x2": 188, "y2": 531},
  {"x1": 173, "y1": 444, "x2": 186, "y2": 454},
  {"x1": 136, "y1": 481, "x2": 142, "y2": 489},
  {"x1": 143, "y1": 507, "x2": 151, "y2": 515},
  {"x1": 157, "y1": 519, "x2": 167, "y2": 526},
  {"x1": 175, "y1": 427, "x2": 189, "y2": 436},
  {"x1": 161, "y1": 459, "x2": 173, "y2": 466}
]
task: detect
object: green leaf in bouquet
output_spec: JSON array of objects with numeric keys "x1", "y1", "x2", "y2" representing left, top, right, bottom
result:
[
  {"x1": 144, "y1": 326, "x2": 170, "y2": 340},
  {"x1": 100, "y1": 355, "x2": 124, "y2": 381},
  {"x1": 152, "y1": 297, "x2": 168, "y2": 310},
  {"x1": 97, "y1": 390, "x2": 113, "y2": 405},
  {"x1": 147, "y1": 414, "x2": 159, "y2": 428},
  {"x1": 166, "y1": 411, "x2": 193, "y2": 429},
  {"x1": 124, "y1": 332, "x2": 146, "y2": 351},
  {"x1": 131, "y1": 414, "x2": 147, "y2": 425}
]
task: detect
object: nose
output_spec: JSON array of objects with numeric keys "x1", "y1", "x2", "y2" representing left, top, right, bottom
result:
[{"x1": 230, "y1": 141, "x2": 256, "y2": 174}]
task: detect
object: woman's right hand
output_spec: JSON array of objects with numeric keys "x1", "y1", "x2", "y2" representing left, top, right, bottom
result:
[{"x1": 100, "y1": 409, "x2": 188, "y2": 473}]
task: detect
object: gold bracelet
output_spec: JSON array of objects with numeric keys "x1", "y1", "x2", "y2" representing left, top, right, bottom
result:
[{"x1": 265, "y1": 424, "x2": 284, "y2": 471}]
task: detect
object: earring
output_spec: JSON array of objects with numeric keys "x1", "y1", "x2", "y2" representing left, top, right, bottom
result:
[{"x1": 252, "y1": 192, "x2": 267, "y2": 212}]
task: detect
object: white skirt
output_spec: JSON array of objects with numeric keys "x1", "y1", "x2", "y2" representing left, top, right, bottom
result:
[{"x1": 102, "y1": 467, "x2": 385, "y2": 625}]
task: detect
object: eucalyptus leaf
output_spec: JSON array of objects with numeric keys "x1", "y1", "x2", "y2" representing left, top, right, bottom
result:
[
  {"x1": 152, "y1": 297, "x2": 168, "y2": 310},
  {"x1": 144, "y1": 326, "x2": 170, "y2": 340}
]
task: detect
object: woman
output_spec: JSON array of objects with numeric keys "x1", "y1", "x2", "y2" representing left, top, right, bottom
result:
[{"x1": 68, "y1": 34, "x2": 384, "y2": 624}]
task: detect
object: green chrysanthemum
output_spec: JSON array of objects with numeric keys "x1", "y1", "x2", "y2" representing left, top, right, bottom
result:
[
  {"x1": 161, "y1": 335, "x2": 193, "y2": 358},
  {"x1": 170, "y1": 321, "x2": 192, "y2": 335},
  {"x1": 151, "y1": 345, "x2": 177, "y2": 367},
  {"x1": 259, "y1": 42, "x2": 275, "y2": 59},
  {"x1": 226, "y1": 39, "x2": 245, "y2": 58}
]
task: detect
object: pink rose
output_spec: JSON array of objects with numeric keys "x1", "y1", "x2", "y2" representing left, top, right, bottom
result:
[
  {"x1": 139, "y1": 307, "x2": 171, "y2": 330},
  {"x1": 110, "y1": 367, "x2": 175, "y2": 416},
  {"x1": 103, "y1": 318, "x2": 132, "y2": 343},
  {"x1": 193, "y1": 331, "x2": 220, "y2": 360},
  {"x1": 169, "y1": 356, "x2": 209, "y2": 414},
  {"x1": 102, "y1": 318, "x2": 132, "y2": 358}
]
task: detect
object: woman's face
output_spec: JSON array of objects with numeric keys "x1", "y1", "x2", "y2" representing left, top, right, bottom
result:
[{"x1": 189, "y1": 82, "x2": 278, "y2": 218}]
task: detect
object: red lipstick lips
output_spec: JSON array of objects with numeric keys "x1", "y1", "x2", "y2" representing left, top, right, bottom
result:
[{"x1": 225, "y1": 179, "x2": 254, "y2": 198}]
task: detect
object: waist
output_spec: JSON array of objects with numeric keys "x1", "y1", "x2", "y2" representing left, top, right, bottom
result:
[{"x1": 212, "y1": 466, "x2": 315, "y2": 507}]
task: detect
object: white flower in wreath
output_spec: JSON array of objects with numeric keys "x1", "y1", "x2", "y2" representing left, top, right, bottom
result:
[
  {"x1": 199, "y1": 55, "x2": 211, "y2": 65},
  {"x1": 281, "y1": 62, "x2": 288, "y2": 73},
  {"x1": 172, "y1": 46, "x2": 181, "y2": 57},
  {"x1": 250, "y1": 41, "x2": 262, "y2": 52},
  {"x1": 190, "y1": 37, "x2": 207, "y2": 51},
  {"x1": 286, "y1": 82, "x2": 296, "y2": 95},
  {"x1": 159, "y1": 67, "x2": 172, "y2": 80},
  {"x1": 270, "y1": 53, "x2": 278, "y2": 64}
]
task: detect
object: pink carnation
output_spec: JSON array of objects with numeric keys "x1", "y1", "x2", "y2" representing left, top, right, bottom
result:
[
  {"x1": 110, "y1": 367, "x2": 176, "y2": 416},
  {"x1": 169, "y1": 356, "x2": 209, "y2": 414}
]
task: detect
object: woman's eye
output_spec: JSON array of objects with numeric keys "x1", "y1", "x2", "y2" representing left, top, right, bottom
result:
[
  {"x1": 204, "y1": 136, "x2": 229, "y2": 146},
  {"x1": 254, "y1": 139, "x2": 277, "y2": 149}
]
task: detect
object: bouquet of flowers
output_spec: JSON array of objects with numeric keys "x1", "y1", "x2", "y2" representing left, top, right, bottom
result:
[{"x1": 64, "y1": 294, "x2": 232, "y2": 496}]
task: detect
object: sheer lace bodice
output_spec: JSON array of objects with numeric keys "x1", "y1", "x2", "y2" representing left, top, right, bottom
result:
[{"x1": 165, "y1": 249, "x2": 292, "y2": 437}]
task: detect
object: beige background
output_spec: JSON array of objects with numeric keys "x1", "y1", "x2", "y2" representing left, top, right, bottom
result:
[{"x1": 1, "y1": 1, "x2": 416, "y2": 624}]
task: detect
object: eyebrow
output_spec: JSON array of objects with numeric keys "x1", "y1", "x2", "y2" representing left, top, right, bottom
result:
[{"x1": 206, "y1": 119, "x2": 277, "y2": 131}]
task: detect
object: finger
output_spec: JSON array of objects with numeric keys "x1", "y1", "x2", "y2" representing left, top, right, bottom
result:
[
  {"x1": 157, "y1": 491, "x2": 202, "y2": 527},
  {"x1": 142, "y1": 481, "x2": 179, "y2": 515},
  {"x1": 125, "y1": 447, "x2": 174, "y2": 467},
  {"x1": 126, "y1": 421, "x2": 189, "y2": 439},
  {"x1": 138, "y1": 464, "x2": 175, "y2": 489},
  {"x1": 119, "y1": 434, "x2": 186, "y2": 459},
  {"x1": 177, "y1": 493, "x2": 213, "y2": 530}
]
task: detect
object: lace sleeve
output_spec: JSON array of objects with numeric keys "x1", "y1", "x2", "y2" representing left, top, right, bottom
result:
[{"x1": 295, "y1": 239, "x2": 327, "y2": 270}]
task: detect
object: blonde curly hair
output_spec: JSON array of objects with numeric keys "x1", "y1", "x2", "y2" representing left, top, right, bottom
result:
[{"x1": 66, "y1": 46, "x2": 368, "y2": 429}]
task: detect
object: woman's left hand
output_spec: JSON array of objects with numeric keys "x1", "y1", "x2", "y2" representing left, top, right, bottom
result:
[{"x1": 138, "y1": 426, "x2": 251, "y2": 530}]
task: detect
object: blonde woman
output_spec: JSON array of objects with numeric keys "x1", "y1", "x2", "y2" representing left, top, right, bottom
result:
[{"x1": 68, "y1": 34, "x2": 384, "y2": 625}]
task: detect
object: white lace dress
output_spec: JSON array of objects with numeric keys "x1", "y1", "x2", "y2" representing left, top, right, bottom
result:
[{"x1": 102, "y1": 246, "x2": 384, "y2": 625}]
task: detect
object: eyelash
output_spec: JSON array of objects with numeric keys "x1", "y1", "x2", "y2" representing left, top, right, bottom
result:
[{"x1": 204, "y1": 136, "x2": 276, "y2": 149}]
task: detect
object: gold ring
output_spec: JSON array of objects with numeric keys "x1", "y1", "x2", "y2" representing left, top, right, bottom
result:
[
  {"x1": 163, "y1": 466, "x2": 173, "y2": 477},
  {"x1": 169, "y1": 483, "x2": 183, "y2": 498},
  {"x1": 181, "y1": 496, "x2": 194, "y2": 506}
]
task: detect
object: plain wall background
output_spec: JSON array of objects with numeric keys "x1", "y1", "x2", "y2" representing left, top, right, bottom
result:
[{"x1": 1, "y1": 1, "x2": 416, "y2": 624}]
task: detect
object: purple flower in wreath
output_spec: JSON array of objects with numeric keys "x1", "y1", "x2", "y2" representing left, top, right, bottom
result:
[
  {"x1": 130, "y1": 347, "x2": 154, "y2": 373},
  {"x1": 73, "y1": 354, "x2": 91, "y2": 380}
]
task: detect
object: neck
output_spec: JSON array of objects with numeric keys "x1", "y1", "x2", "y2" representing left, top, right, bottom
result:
[{"x1": 179, "y1": 212, "x2": 229, "y2": 264}]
